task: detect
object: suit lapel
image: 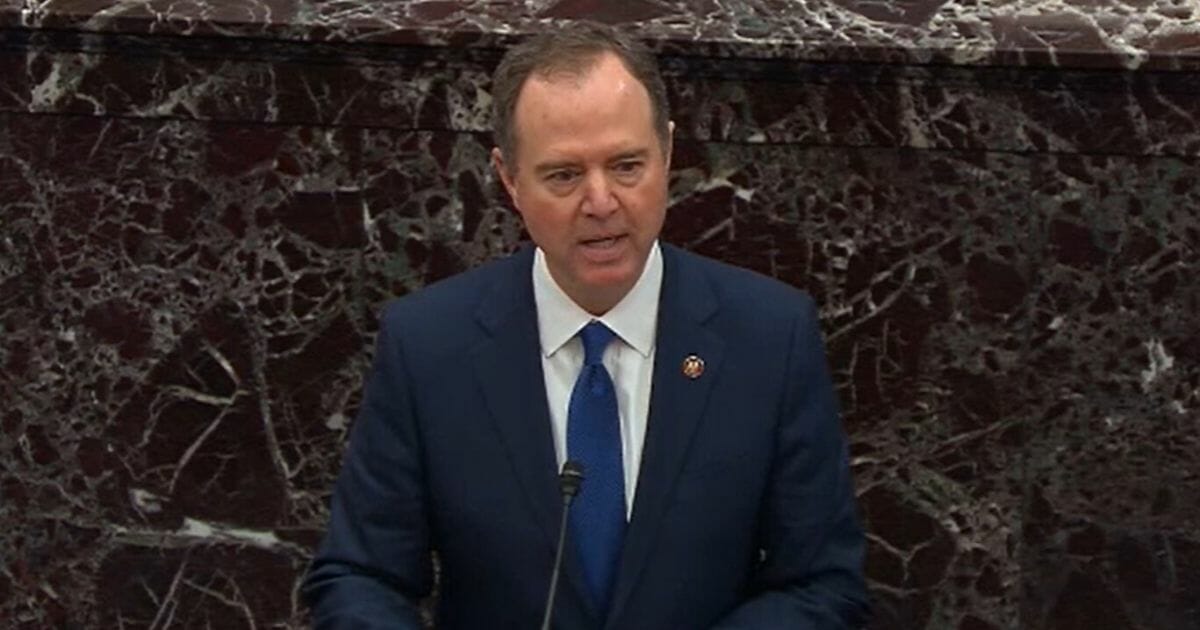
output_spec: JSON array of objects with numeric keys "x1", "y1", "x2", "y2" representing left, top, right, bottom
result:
[
  {"x1": 470, "y1": 246, "x2": 600, "y2": 625},
  {"x1": 606, "y1": 245, "x2": 724, "y2": 628}
]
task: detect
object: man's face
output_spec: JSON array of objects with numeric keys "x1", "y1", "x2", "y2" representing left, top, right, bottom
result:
[{"x1": 493, "y1": 53, "x2": 672, "y2": 315}]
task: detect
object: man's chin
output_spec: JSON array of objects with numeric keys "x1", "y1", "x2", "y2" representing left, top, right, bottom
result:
[
  {"x1": 580, "y1": 261, "x2": 639, "y2": 287},
  {"x1": 573, "y1": 268, "x2": 639, "y2": 303},
  {"x1": 550, "y1": 253, "x2": 646, "y2": 308}
]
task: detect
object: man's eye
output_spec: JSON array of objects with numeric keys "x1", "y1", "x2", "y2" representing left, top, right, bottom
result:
[
  {"x1": 546, "y1": 171, "x2": 577, "y2": 183},
  {"x1": 614, "y1": 161, "x2": 643, "y2": 174}
]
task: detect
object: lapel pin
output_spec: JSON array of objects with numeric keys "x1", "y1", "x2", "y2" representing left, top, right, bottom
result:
[{"x1": 681, "y1": 354, "x2": 705, "y2": 380}]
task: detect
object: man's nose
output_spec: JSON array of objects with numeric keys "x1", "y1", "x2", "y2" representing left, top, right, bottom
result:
[{"x1": 580, "y1": 171, "x2": 619, "y2": 217}]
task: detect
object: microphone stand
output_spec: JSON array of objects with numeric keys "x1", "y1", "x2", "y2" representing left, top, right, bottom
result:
[{"x1": 541, "y1": 461, "x2": 584, "y2": 630}]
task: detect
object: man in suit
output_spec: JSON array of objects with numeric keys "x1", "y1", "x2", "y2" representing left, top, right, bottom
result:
[{"x1": 303, "y1": 22, "x2": 868, "y2": 629}]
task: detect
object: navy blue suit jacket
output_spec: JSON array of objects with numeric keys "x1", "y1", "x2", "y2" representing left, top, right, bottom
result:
[{"x1": 304, "y1": 244, "x2": 868, "y2": 629}]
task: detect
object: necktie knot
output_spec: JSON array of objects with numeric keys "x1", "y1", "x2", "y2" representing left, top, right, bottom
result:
[{"x1": 579, "y1": 321, "x2": 615, "y2": 366}]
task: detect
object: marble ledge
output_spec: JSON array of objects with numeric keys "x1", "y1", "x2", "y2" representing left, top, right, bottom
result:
[
  {"x1": 3, "y1": 0, "x2": 1200, "y2": 72},
  {"x1": 6, "y1": 32, "x2": 1200, "y2": 158}
]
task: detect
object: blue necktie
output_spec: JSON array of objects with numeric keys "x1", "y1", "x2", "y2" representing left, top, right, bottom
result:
[{"x1": 567, "y1": 321, "x2": 626, "y2": 614}]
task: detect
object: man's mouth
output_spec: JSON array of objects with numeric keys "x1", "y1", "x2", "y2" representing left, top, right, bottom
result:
[{"x1": 581, "y1": 235, "x2": 624, "y2": 248}]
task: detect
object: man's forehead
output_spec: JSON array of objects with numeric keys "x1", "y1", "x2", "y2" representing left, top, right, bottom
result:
[
  {"x1": 502, "y1": 51, "x2": 661, "y2": 166},
  {"x1": 529, "y1": 51, "x2": 617, "y2": 84},
  {"x1": 519, "y1": 54, "x2": 638, "y2": 104}
]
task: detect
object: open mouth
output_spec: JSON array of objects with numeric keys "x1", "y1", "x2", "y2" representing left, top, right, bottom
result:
[{"x1": 581, "y1": 235, "x2": 624, "y2": 248}]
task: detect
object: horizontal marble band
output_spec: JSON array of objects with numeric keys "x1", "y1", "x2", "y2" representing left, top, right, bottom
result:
[{"x1": 3, "y1": 0, "x2": 1200, "y2": 72}]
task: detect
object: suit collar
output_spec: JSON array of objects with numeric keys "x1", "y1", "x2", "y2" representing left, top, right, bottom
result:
[
  {"x1": 471, "y1": 244, "x2": 601, "y2": 625},
  {"x1": 471, "y1": 246, "x2": 557, "y2": 544},
  {"x1": 606, "y1": 244, "x2": 724, "y2": 628},
  {"x1": 473, "y1": 244, "x2": 536, "y2": 336}
]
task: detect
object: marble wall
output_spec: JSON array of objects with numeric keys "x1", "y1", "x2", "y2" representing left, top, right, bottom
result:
[{"x1": 2, "y1": 2, "x2": 1197, "y2": 628}]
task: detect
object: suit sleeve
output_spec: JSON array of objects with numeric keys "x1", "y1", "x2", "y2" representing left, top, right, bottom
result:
[
  {"x1": 302, "y1": 307, "x2": 432, "y2": 629},
  {"x1": 712, "y1": 296, "x2": 870, "y2": 629}
]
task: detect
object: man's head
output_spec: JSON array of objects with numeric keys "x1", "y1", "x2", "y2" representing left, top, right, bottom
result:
[
  {"x1": 491, "y1": 24, "x2": 672, "y2": 164},
  {"x1": 491, "y1": 23, "x2": 674, "y2": 315}
]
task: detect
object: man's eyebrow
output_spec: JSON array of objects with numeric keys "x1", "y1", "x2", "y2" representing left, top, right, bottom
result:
[
  {"x1": 533, "y1": 148, "x2": 652, "y2": 174},
  {"x1": 533, "y1": 159, "x2": 580, "y2": 174},
  {"x1": 610, "y1": 149, "x2": 651, "y2": 162}
]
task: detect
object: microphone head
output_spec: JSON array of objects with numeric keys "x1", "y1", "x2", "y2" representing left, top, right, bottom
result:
[{"x1": 559, "y1": 461, "x2": 584, "y2": 498}]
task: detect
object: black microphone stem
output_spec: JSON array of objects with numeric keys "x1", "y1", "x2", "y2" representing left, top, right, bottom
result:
[
  {"x1": 541, "y1": 493, "x2": 573, "y2": 630},
  {"x1": 541, "y1": 461, "x2": 584, "y2": 630}
]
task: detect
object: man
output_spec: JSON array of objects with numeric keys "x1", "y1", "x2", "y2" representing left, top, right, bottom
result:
[{"x1": 304, "y1": 22, "x2": 868, "y2": 629}]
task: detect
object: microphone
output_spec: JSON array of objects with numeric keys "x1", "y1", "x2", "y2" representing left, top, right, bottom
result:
[{"x1": 541, "y1": 460, "x2": 584, "y2": 630}]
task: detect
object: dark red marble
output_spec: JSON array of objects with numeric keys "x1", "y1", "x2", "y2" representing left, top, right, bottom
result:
[
  {"x1": 2, "y1": 3, "x2": 1199, "y2": 629},
  {"x1": 1017, "y1": 154, "x2": 1200, "y2": 629}
]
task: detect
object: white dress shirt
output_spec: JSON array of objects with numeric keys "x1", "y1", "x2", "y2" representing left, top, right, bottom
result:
[{"x1": 532, "y1": 242, "x2": 662, "y2": 518}]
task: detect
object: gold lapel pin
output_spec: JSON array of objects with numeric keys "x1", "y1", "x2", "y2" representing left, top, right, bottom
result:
[{"x1": 681, "y1": 354, "x2": 705, "y2": 379}]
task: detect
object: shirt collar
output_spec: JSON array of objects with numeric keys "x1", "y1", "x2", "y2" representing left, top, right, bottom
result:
[{"x1": 533, "y1": 241, "x2": 662, "y2": 358}]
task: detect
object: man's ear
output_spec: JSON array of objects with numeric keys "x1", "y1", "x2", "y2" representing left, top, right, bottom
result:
[{"x1": 491, "y1": 147, "x2": 520, "y2": 210}]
